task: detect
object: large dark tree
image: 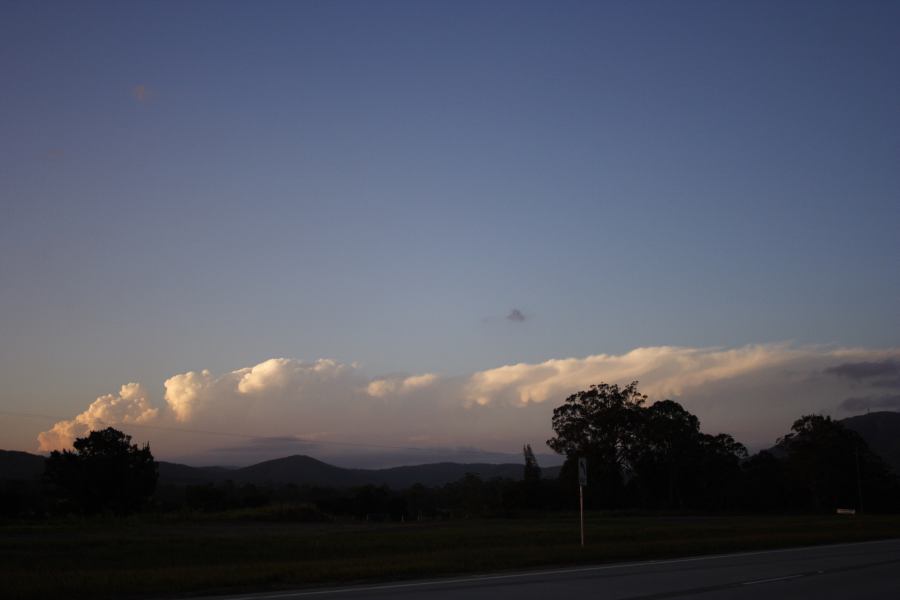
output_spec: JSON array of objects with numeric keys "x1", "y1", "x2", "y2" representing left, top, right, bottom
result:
[
  {"x1": 547, "y1": 381, "x2": 646, "y2": 508},
  {"x1": 629, "y1": 399, "x2": 702, "y2": 508},
  {"x1": 778, "y1": 415, "x2": 895, "y2": 513},
  {"x1": 44, "y1": 427, "x2": 158, "y2": 514},
  {"x1": 691, "y1": 432, "x2": 748, "y2": 509},
  {"x1": 738, "y1": 450, "x2": 787, "y2": 512},
  {"x1": 547, "y1": 382, "x2": 748, "y2": 510},
  {"x1": 627, "y1": 400, "x2": 747, "y2": 509}
]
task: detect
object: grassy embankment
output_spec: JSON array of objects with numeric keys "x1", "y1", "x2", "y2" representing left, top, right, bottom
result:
[{"x1": 3, "y1": 510, "x2": 900, "y2": 599}]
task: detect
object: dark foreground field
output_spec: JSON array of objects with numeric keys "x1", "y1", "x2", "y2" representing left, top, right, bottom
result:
[{"x1": 3, "y1": 512, "x2": 900, "y2": 600}]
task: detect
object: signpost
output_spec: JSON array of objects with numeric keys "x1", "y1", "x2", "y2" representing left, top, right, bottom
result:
[{"x1": 578, "y1": 457, "x2": 587, "y2": 547}]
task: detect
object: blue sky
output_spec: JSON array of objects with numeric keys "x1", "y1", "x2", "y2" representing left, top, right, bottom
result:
[{"x1": 2, "y1": 1, "x2": 898, "y2": 462}]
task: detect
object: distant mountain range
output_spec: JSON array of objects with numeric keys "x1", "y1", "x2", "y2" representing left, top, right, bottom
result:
[
  {"x1": 761, "y1": 411, "x2": 900, "y2": 475},
  {"x1": 842, "y1": 411, "x2": 900, "y2": 475},
  {"x1": 0, "y1": 450, "x2": 45, "y2": 481},
  {"x1": 0, "y1": 449, "x2": 560, "y2": 489},
  {"x1": 158, "y1": 454, "x2": 560, "y2": 488},
  {"x1": 4, "y1": 411, "x2": 898, "y2": 487}
]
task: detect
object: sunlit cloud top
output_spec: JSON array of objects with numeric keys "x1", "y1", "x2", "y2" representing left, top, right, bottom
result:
[{"x1": 36, "y1": 344, "x2": 900, "y2": 463}]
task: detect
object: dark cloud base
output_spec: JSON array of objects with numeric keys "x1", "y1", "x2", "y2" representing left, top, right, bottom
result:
[
  {"x1": 840, "y1": 394, "x2": 900, "y2": 412},
  {"x1": 827, "y1": 359, "x2": 900, "y2": 388},
  {"x1": 506, "y1": 308, "x2": 526, "y2": 322}
]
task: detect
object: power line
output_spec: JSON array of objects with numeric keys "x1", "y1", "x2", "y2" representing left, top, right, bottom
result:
[{"x1": 0, "y1": 409, "x2": 449, "y2": 453}]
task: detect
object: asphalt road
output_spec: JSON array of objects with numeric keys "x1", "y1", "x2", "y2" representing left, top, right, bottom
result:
[{"x1": 197, "y1": 538, "x2": 900, "y2": 600}]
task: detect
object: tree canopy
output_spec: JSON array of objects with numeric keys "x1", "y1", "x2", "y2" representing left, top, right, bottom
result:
[
  {"x1": 778, "y1": 414, "x2": 895, "y2": 513},
  {"x1": 547, "y1": 381, "x2": 747, "y2": 509},
  {"x1": 523, "y1": 444, "x2": 541, "y2": 482},
  {"x1": 44, "y1": 427, "x2": 158, "y2": 514}
]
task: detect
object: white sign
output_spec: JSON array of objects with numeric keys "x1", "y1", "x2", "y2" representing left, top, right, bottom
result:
[{"x1": 578, "y1": 457, "x2": 587, "y2": 487}]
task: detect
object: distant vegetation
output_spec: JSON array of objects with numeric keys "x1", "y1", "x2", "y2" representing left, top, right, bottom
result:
[{"x1": 1, "y1": 382, "x2": 899, "y2": 520}]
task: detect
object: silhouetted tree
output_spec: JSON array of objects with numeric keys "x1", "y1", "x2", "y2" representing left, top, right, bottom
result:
[
  {"x1": 548, "y1": 383, "x2": 749, "y2": 510},
  {"x1": 523, "y1": 444, "x2": 541, "y2": 482},
  {"x1": 185, "y1": 483, "x2": 228, "y2": 512},
  {"x1": 44, "y1": 427, "x2": 157, "y2": 514},
  {"x1": 629, "y1": 399, "x2": 701, "y2": 508},
  {"x1": 691, "y1": 432, "x2": 747, "y2": 509},
  {"x1": 405, "y1": 483, "x2": 434, "y2": 520},
  {"x1": 739, "y1": 450, "x2": 786, "y2": 512},
  {"x1": 521, "y1": 443, "x2": 542, "y2": 509},
  {"x1": 547, "y1": 381, "x2": 646, "y2": 508},
  {"x1": 458, "y1": 473, "x2": 485, "y2": 516},
  {"x1": 354, "y1": 485, "x2": 391, "y2": 520},
  {"x1": 779, "y1": 415, "x2": 894, "y2": 513}
]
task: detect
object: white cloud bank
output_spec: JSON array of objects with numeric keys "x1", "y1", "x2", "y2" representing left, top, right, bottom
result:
[
  {"x1": 38, "y1": 383, "x2": 158, "y2": 451},
  {"x1": 38, "y1": 344, "x2": 900, "y2": 459},
  {"x1": 367, "y1": 373, "x2": 440, "y2": 398},
  {"x1": 464, "y1": 345, "x2": 792, "y2": 407}
]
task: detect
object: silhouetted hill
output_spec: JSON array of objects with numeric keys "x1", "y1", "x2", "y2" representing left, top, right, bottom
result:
[
  {"x1": 0, "y1": 450, "x2": 46, "y2": 481},
  {"x1": 762, "y1": 411, "x2": 900, "y2": 475},
  {"x1": 0, "y1": 451, "x2": 231, "y2": 485},
  {"x1": 230, "y1": 456, "x2": 553, "y2": 488},
  {"x1": 156, "y1": 462, "x2": 234, "y2": 485},
  {"x1": 842, "y1": 411, "x2": 900, "y2": 475},
  {"x1": 1, "y1": 450, "x2": 554, "y2": 489},
  {"x1": 235, "y1": 455, "x2": 364, "y2": 487}
]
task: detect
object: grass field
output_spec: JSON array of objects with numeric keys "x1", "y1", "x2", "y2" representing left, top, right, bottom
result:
[{"x1": 3, "y1": 511, "x2": 900, "y2": 599}]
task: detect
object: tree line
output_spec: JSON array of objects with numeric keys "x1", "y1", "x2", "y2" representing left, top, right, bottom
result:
[
  {"x1": 2, "y1": 381, "x2": 898, "y2": 518},
  {"x1": 547, "y1": 382, "x2": 898, "y2": 513}
]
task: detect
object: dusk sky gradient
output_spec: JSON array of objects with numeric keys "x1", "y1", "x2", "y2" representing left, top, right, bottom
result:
[{"x1": 2, "y1": 1, "x2": 898, "y2": 465}]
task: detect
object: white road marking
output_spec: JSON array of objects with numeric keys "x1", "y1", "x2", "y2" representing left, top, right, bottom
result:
[
  {"x1": 742, "y1": 573, "x2": 805, "y2": 585},
  {"x1": 210, "y1": 537, "x2": 900, "y2": 600}
]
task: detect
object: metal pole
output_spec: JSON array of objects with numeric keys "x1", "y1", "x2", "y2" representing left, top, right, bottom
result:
[
  {"x1": 856, "y1": 446, "x2": 864, "y2": 514},
  {"x1": 579, "y1": 484, "x2": 585, "y2": 547}
]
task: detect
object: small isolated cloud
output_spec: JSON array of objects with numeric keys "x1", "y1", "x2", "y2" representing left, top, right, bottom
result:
[
  {"x1": 506, "y1": 308, "x2": 526, "y2": 323},
  {"x1": 839, "y1": 395, "x2": 900, "y2": 412},
  {"x1": 132, "y1": 84, "x2": 154, "y2": 102},
  {"x1": 825, "y1": 359, "x2": 900, "y2": 388}
]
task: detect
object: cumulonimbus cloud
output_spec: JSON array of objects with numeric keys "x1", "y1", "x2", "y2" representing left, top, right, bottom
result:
[
  {"x1": 825, "y1": 359, "x2": 900, "y2": 388},
  {"x1": 463, "y1": 345, "x2": 798, "y2": 407},
  {"x1": 37, "y1": 344, "x2": 900, "y2": 456},
  {"x1": 38, "y1": 383, "x2": 158, "y2": 451}
]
